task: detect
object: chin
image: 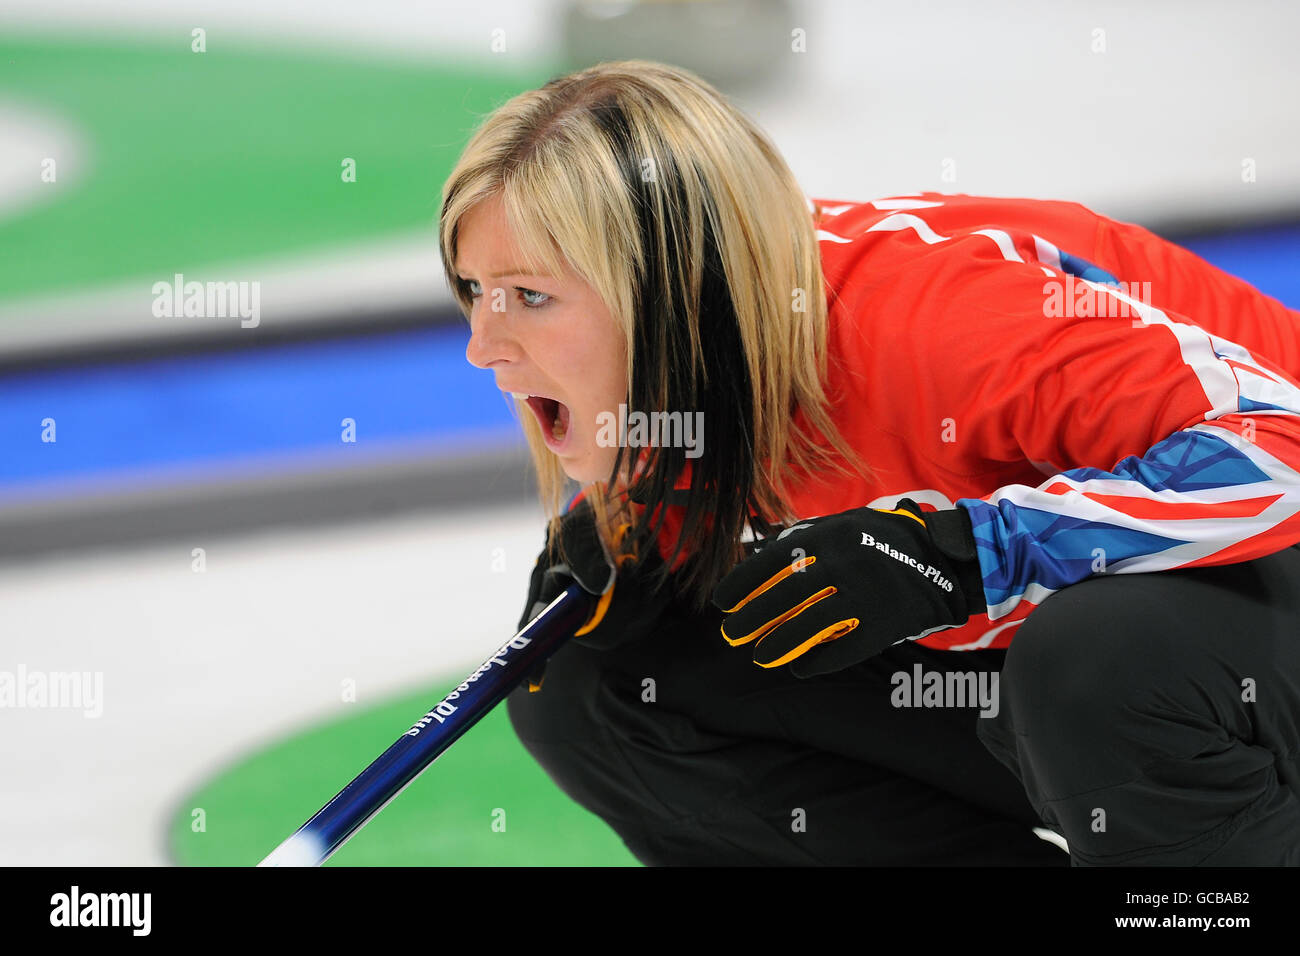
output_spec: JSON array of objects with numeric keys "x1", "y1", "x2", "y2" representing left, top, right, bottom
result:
[
  {"x1": 559, "y1": 450, "x2": 615, "y2": 485},
  {"x1": 557, "y1": 457, "x2": 593, "y2": 483}
]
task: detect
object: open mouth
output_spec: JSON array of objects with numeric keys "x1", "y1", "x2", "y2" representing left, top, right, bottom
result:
[{"x1": 523, "y1": 395, "x2": 570, "y2": 445}]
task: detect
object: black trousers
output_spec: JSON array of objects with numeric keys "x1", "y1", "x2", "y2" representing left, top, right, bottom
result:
[{"x1": 507, "y1": 545, "x2": 1300, "y2": 865}]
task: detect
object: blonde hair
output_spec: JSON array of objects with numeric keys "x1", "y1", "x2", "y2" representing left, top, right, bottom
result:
[{"x1": 439, "y1": 59, "x2": 870, "y2": 610}]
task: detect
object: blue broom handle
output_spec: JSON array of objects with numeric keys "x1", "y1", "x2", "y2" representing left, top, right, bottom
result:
[{"x1": 258, "y1": 582, "x2": 594, "y2": 866}]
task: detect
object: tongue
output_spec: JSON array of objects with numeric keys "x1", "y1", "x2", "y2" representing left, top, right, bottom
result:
[{"x1": 552, "y1": 401, "x2": 570, "y2": 441}]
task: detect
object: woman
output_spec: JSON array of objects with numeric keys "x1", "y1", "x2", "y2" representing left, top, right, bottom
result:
[{"x1": 438, "y1": 60, "x2": 1300, "y2": 865}]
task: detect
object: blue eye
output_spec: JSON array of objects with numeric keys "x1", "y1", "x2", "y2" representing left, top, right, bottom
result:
[{"x1": 461, "y1": 279, "x2": 551, "y2": 310}]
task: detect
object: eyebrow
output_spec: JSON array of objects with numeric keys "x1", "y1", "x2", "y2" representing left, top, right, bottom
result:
[{"x1": 456, "y1": 267, "x2": 555, "y2": 279}]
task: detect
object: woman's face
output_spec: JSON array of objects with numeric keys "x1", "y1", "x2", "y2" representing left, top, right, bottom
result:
[{"x1": 458, "y1": 194, "x2": 629, "y2": 484}]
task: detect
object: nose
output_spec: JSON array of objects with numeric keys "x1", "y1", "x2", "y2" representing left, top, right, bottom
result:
[{"x1": 464, "y1": 301, "x2": 513, "y2": 369}]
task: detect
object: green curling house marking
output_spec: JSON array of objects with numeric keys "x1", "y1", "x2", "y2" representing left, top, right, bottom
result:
[{"x1": 168, "y1": 677, "x2": 638, "y2": 866}]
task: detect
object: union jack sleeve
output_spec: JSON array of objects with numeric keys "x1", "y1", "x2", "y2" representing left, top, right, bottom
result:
[{"x1": 910, "y1": 227, "x2": 1300, "y2": 622}]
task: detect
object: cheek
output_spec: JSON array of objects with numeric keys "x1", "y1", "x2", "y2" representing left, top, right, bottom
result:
[
  {"x1": 595, "y1": 333, "x2": 628, "y2": 401},
  {"x1": 569, "y1": 342, "x2": 625, "y2": 406},
  {"x1": 552, "y1": 305, "x2": 625, "y2": 408}
]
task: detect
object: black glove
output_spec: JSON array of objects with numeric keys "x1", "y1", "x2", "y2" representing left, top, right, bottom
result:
[
  {"x1": 711, "y1": 498, "x2": 987, "y2": 678},
  {"x1": 517, "y1": 495, "x2": 671, "y2": 691}
]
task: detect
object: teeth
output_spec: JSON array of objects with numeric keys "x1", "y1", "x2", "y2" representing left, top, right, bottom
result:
[{"x1": 506, "y1": 392, "x2": 564, "y2": 441}]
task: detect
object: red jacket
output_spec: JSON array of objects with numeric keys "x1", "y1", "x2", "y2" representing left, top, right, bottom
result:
[{"x1": 640, "y1": 193, "x2": 1300, "y2": 651}]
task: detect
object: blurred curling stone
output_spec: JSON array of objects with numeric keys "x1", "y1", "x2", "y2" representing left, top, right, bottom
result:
[{"x1": 561, "y1": 0, "x2": 797, "y2": 92}]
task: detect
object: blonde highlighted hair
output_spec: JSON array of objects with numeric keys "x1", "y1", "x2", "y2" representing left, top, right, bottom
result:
[{"x1": 439, "y1": 59, "x2": 870, "y2": 610}]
